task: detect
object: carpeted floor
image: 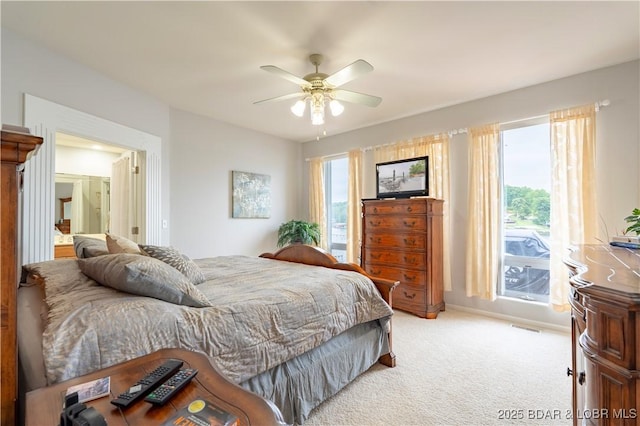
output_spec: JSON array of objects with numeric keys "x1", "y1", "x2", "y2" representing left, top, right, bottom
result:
[{"x1": 305, "y1": 308, "x2": 572, "y2": 426}]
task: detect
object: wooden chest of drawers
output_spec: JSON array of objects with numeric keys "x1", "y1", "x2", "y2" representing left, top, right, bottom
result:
[
  {"x1": 565, "y1": 245, "x2": 640, "y2": 425},
  {"x1": 361, "y1": 198, "x2": 444, "y2": 318}
]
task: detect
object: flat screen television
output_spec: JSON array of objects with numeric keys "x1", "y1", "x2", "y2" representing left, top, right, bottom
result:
[{"x1": 376, "y1": 156, "x2": 429, "y2": 199}]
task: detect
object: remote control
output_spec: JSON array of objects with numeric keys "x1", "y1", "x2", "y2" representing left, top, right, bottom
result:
[
  {"x1": 111, "y1": 359, "x2": 184, "y2": 408},
  {"x1": 144, "y1": 368, "x2": 198, "y2": 405}
]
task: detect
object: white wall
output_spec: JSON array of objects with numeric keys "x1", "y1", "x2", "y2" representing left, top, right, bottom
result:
[
  {"x1": 55, "y1": 145, "x2": 120, "y2": 177},
  {"x1": 1, "y1": 28, "x2": 302, "y2": 258},
  {"x1": 302, "y1": 60, "x2": 640, "y2": 327},
  {"x1": 1, "y1": 28, "x2": 172, "y2": 244},
  {"x1": 168, "y1": 108, "x2": 301, "y2": 258}
]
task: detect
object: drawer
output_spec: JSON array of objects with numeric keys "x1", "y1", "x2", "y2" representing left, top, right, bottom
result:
[
  {"x1": 54, "y1": 244, "x2": 76, "y2": 259},
  {"x1": 363, "y1": 232, "x2": 426, "y2": 250},
  {"x1": 362, "y1": 249, "x2": 426, "y2": 269},
  {"x1": 363, "y1": 216, "x2": 426, "y2": 231},
  {"x1": 393, "y1": 282, "x2": 426, "y2": 310},
  {"x1": 364, "y1": 264, "x2": 425, "y2": 287},
  {"x1": 585, "y1": 301, "x2": 633, "y2": 369},
  {"x1": 363, "y1": 201, "x2": 427, "y2": 216}
]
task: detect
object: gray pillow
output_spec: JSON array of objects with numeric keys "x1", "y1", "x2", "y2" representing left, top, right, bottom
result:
[
  {"x1": 105, "y1": 233, "x2": 142, "y2": 254},
  {"x1": 73, "y1": 235, "x2": 108, "y2": 258},
  {"x1": 78, "y1": 253, "x2": 211, "y2": 308},
  {"x1": 138, "y1": 244, "x2": 206, "y2": 285}
]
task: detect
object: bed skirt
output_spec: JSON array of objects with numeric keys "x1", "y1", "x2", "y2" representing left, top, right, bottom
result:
[{"x1": 241, "y1": 318, "x2": 389, "y2": 425}]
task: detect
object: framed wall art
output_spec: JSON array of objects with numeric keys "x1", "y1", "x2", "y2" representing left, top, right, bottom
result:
[{"x1": 232, "y1": 171, "x2": 271, "y2": 218}]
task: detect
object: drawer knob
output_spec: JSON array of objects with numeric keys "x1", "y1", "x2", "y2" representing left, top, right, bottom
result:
[
  {"x1": 403, "y1": 291, "x2": 416, "y2": 299},
  {"x1": 567, "y1": 368, "x2": 586, "y2": 385},
  {"x1": 406, "y1": 207, "x2": 412, "y2": 212},
  {"x1": 404, "y1": 238, "x2": 416, "y2": 245},
  {"x1": 371, "y1": 253, "x2": 381, "y2": 260},
  {"x1": 403, "y1": 273, "x2": 417, "y2": 282},
  {"x1": 369, "y1": 220, "x2": 381, "y2": 226},
  {"x1": 403, "y1": 256, "x2": 416, "y2": 265},
  {"x1": 403, "y1": 220, "x2": 416, "y2": 228}
]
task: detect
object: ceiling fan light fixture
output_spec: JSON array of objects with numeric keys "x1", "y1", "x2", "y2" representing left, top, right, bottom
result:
[
  {"x1": 259, "y1": 54, "x2": 380, "y2": 128},
  {"x1": 291, "y1": 100, "x2": 306, "y2": 117},
  {"x1": 311, "y1": 107, "x2": 325, "y2": 126},
  {"x1": 310, "y1": 92, "x2": 325, "y2": 125},
  {"x1": 329, "y1": 99, "x2": 344, "y2": 117}
]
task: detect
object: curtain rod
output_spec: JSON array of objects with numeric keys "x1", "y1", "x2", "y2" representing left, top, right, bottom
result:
[
  {"x1": 305, "y1": 127, "x2": 467, "y2": 161},
  {"x1": 499, "y1": 99, "x2": 611, "y2": 127},
  {"x1": 305, "y1": 99, "x2": 611, "y2": 161}
]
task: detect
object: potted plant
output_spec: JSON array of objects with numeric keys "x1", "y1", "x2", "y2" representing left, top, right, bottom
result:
[
  {"x1": 624, "y1": 208, "x2": 640, "y2": 235},
  {"x1": 277, "y1": 220, "x2": 320, "y2": 247},
  {"x1": 612, "y1": 208, "x2": 640, "y2": 244}
]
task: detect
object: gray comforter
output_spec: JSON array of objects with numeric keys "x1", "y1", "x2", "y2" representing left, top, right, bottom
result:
[{"x1": 24, "y1": 255, "x2": 393, "y2": 385}]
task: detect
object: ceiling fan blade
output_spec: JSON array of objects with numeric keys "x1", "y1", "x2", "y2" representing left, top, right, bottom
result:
[
  {"x1": 254, "y1": 92, "x2": 305, "y2": 105},
  {"x1": 324, "y1": 59, "x2": 374, "y2": 88},
  {"x1": 333, "y1": 89, "x2": 382, "y2": 107},
  {"x1": 260, "y1": 65, "x2": 310, "y2": 87}
]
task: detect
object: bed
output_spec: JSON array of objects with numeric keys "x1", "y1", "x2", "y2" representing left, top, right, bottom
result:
[{"x1": 17, "y1": 240, "x2": 397, "y2": 425}]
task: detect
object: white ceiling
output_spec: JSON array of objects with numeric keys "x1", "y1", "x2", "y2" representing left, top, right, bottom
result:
[{"x1": 2, "y1": 1, "x2": 639, "y2": 143}]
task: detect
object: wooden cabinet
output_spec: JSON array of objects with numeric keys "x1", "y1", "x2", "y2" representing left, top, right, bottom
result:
[
  {"x1": 54, "y1": 244, "x2": 76, "y2": 259},
  {"x1": 26, "y1": 348, "x2": 284, "y2": 426},
  {"x1": 56, "y1": 219, "x2": 71, "y2": 234},
  {"x1": 1, "y1": 126, "x2": 42, "y2": 426},
  {"x1": 564, "y1": 245, "x2": 640, "y2": 425},
  {"x1": 361, "y1": 198, "x2": 444, "y2": 319}
]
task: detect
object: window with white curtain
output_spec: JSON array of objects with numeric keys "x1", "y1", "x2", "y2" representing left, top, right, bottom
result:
[
  {"x1": 500, "y1": 119, "x2": 552, "y2": 303},
  {"x1": 323, "y1": 156, "x2": 348, "y2": 262}
]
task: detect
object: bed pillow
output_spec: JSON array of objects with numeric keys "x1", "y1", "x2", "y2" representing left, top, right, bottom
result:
[
  {"x1": 105, "y1": 233, "x2": 142, "y2": 254},
  {"x1": 78, "y1": 253, "x2": 212, "y2": 308},
  {"x1": 138, "y1": 244, "x2": 206, "y2": 285},
  {"x1": 73, "y1": 235, "x2": 108, "y2": 258}
]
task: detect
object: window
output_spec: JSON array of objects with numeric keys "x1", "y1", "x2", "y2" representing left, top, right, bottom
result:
[
  {"x1": 500, "y1": 120, "x2": 551, "y2": 303},
  {"x1": 324, "y1": 157, "x2": 348, "y2": 262}
]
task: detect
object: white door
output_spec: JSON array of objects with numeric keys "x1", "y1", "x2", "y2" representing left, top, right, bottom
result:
[{"x1": 110, "y1": 151, "x2": 142, "y2": 242}]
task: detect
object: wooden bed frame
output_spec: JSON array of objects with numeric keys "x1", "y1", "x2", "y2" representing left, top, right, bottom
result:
[
  {"x1": 2, "y1": 125, "x2": 398, "y2": 424},
  {"x1": 260, "y1": 244, "x2": 398, "y2": 367}
]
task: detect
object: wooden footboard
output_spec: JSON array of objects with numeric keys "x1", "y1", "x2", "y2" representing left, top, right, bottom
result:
[{"x1": 260, "y1": 244, "x2": 398, "y2": 367}]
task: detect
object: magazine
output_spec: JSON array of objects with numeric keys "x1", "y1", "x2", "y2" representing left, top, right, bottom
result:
[
  {"x1": 163, "y1": 399, "x2": 239, "y2": 426},
  {"x1": 65, "y1": 376, "x2": 111, "y2": 403}
]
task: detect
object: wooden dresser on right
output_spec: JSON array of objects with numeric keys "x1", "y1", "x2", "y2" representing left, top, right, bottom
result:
[
  {"x1": 564, "y1": 244, "x2": 640, "y2": 425},
  {"x1": 361, "y1": 198, "x2": 444, "y2": 319}
]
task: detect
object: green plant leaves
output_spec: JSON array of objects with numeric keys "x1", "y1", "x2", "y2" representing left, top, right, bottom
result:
[
  {"x1": 277, "y1": 220, "x2": 321, "y2": 247},
  {"x1": 624, "y1": 208, "x2": 640, "y2": 235}
]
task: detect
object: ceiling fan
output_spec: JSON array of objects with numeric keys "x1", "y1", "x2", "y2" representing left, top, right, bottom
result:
[{"x1": 254, "y1": 54, "x2": 382, "y2": 126}]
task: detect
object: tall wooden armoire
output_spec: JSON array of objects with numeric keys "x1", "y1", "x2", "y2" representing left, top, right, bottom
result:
[{"x1": 1, "y1": 126, "x2": 43, "y2": 425}]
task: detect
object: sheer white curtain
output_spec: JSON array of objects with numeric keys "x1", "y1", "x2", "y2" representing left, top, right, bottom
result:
[
  {"x1": 347, "y1": 149, "x2": 363, "y2": 263},
  {"x1": 373, "y1": 133, "x2": 452, "y2": 291},
  {"x1": 549, "y1": 105, "x2": 597, "y2": 311},
  {"x1": 110, "y1": 156, "x2": 131, "y2": 238},
  {"x1": 308, "y1": 158, "x2": 328, "y2": 250},
  {"x1": 70, "y1": 180, "x2": 84, "y2": 234},
  {"x1": 465, "y1": 124, "x2": 500, "y2": 300}
]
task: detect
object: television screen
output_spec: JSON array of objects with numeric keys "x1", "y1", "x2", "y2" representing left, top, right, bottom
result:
[{"x1": 376, "y1": 156, "x2": 429, "y2": 199}]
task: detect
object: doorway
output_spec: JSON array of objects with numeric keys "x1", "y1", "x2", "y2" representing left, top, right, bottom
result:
[{"x1": 23, "y1": 94, "x2": 162, "y2": 263}]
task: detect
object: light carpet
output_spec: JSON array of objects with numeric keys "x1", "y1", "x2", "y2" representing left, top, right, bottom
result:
[{"x1": 305, "y1": 308, "x2": 572, "y2": 426}]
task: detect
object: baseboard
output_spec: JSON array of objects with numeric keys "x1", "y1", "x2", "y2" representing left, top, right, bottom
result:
[{"x1": 445, "y1": 304, "x2": 571, "y2": 334}]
